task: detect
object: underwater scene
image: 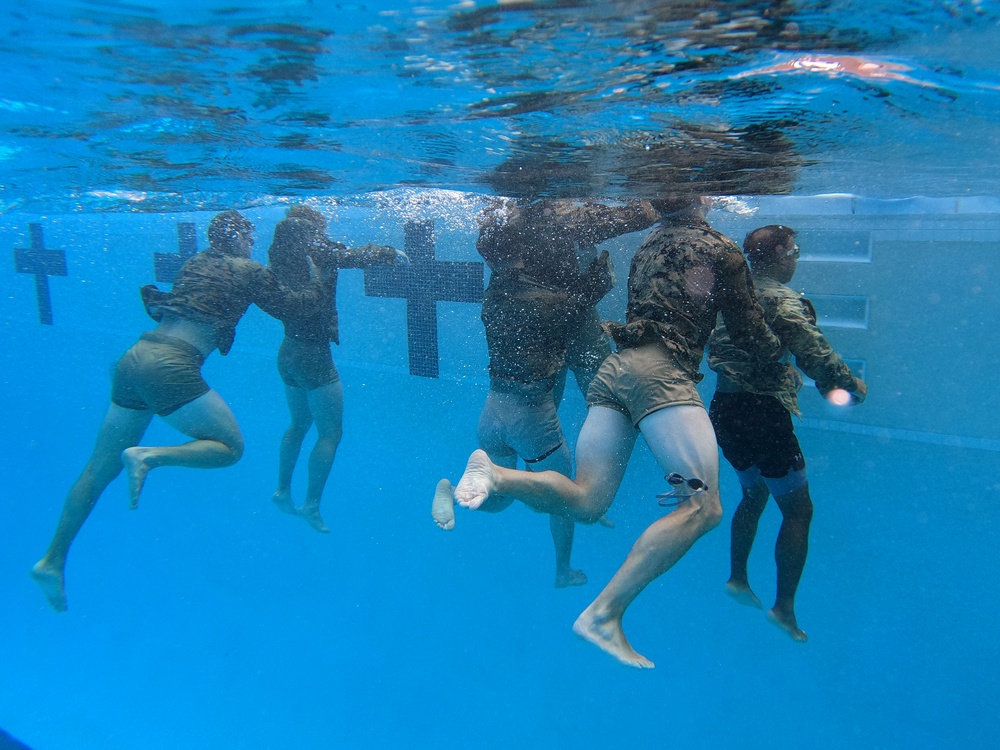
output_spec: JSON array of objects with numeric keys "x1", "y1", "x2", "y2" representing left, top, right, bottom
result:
[{"x1": 1, "y1": 2, "x2": 998, "y2": 749}]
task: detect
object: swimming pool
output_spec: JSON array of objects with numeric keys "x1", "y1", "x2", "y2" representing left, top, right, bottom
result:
[{"x1": 1, "y1": 2, "x2": 998, "y2": 749}]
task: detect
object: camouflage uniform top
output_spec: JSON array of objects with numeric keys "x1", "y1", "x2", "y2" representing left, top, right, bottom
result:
[
  {"x1": 140, "y1": 250, "x2": 320, "y2": 356},
  {"x1": 605, "y1": 217, "x2": 782, "y2": 381},
  {"x1": 276, "y1": 239, "x2": 399, "y2": 345},
  {"x1": 477, "y1": 198, "x2": 659, "y2": 291},
  {"x1": 707, "y1": 274, "x2": 861, "y2": 417},
  {"x1": 477, "y1": 198, "x2": 659, "y2": 388}
]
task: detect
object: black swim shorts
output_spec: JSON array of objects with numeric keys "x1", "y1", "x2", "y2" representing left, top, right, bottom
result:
[{"x1": 709, "y1": 391, "x2": 805, "y2": 478}]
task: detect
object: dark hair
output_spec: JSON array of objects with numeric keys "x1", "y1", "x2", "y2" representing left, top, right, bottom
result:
[
  {"x1": 268, "y1": 217, "x2": 315, "y2": 286},
  {"x1": 208, "y1": 211, "x2": 255, "y2": 256},
  {"x1": 285, "y1": 205, "x2": 327, "y2": 230},
  {"x1": 743, "y1": 224, "x2": 796, "y2": 267}
]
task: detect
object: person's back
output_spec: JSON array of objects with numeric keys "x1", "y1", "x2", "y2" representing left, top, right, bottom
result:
[
  {"x1": 709, "y1": 273, "x2": 862, "y2": 415},
  {"x1": 607, "y1": 204, "x2": 781, "y2": 377},
  {"x1": 140, "y1": 210, "x2": 315, "y2": 356},
  {"x1": 264, "y1": 207, "x2": 403, "y2": 533},
  {"x1": 266, "y1": 215, "x2": 335, "y2": 344}
]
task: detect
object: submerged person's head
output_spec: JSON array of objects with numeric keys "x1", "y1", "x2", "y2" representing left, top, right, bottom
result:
[
  {"x1": 285, "y1": 205, "x2": 327, "y2": 230},
  {"x1": 208, "y1": 211, "x2": 255, "y2": 258},
  {"x1": 744, "y1": 224, "x2": 799, "y2": 281},
  {"x1": 268, "y1": 216, "x2": 315, "y2": 285},
  {"x1": 650, "y1": 194, "x2": 707, "y2": 218}
]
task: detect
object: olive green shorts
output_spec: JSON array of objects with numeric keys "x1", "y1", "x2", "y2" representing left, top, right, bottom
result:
[
  {"x1": 586, "y1": 343, "x2": 703, "y2": 427},
  {"x1": 111, "y1": 332, "x2": 210, "y2": 416},
  {"x1": 277, "y1": 338, "x2": 340, "y2": 391}
]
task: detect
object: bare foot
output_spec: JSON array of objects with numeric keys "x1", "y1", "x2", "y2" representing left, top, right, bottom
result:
[
  {"x1": 431, "y1": 479, "x2": 456, "y2": 530},
  {"x1": 121, "y1": 447, "x2": 151, "y2": 510},
  {"x1": 555, "y1": 567, "x2": 587, "y2": 588},
  {"x1": 30, "y1": 560, "x2": 68, "y2": 612},
  {"x1": 725, "y1": 579, "x2": 763, "y2": 609},
  {"x1": 767, "y1": 607, "x2": 808, "y2": 643},
  {"x1": 572, "y1": 606, "x2": 654, "y2": 668},
  {"x1": 272, "y1": 490, "x2": 298, "y2": 516},
  {"x1": 454, "y1": 450, "x2": 497, "y2": 511},
  {"x1": 298, "y1": 500, "x2": 330, "y2": 534}
]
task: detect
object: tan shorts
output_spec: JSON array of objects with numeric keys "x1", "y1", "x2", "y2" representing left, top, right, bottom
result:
[
  {"x1": 477, "y1": 388, "x2": 565, "y2": 464},
  {"x1": 586, "y1": 343, "x2": 703, "y2": 427},
  {"x1": 278, "y1": 338, "x2": 340, "y2": 391},
  {"x1": 111, "y1": 332, "x2": 209, "y2": 416}
]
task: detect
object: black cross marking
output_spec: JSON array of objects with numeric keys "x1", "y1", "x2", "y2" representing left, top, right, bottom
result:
[
  {"x1": 154, "y1": 222, "x2": 198, "y2": 284},
  {"x1": 14, "y1": 223, "x2": 67, "y2": 326},
  {"x1": 364, "y1": 220, "x2": 484, "y2": 378}
]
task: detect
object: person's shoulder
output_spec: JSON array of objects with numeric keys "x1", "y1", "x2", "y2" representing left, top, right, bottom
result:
[{"x1": 226, "y1": 254, "x2": 265, "y2": 273}]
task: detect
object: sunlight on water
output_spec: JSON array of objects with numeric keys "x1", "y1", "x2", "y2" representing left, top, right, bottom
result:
[{"x1": 1, "y1": 1, "x2": 999, "y2": 212}]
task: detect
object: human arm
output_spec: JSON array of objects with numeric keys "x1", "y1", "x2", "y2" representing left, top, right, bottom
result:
[
  {"x1": 564, "y1": 200, "x2": 660, "y2": 246},
  {"x1": 250, "y1": 263, "x2": 325, "y2": 320},
  {"x1": 717, "y1": 250, "x2": 783, "y2": 363},
  {"x1": 772, "y1": 293, "x2": 866, "y2": 403},
  {"x1": 312, "y1": 235, "x2": 402, "y2": 270}
]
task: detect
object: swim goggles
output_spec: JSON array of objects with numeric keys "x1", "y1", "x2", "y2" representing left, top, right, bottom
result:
[{"x1": 656, "y1": 472, "x2": 708, "y2": 507}]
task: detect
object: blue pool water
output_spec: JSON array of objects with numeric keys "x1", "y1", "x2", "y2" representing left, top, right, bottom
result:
[{"x1": 2, "y1": 2, "x2": 999, "y2": 749}]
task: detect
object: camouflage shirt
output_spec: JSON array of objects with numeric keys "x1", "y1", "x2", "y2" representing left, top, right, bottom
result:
[
  {"x1": 478, "y1": 198, "x2": 658, "y2": 387},
  {"x1": 708, "y1": 274, "x2": 861, "y2": 416},
  {"x1": 605, "y1": 218, "x2": 782, "y2": 381},
  {"x1": 275, "y1": 240, "x2": 399, "y2": 345},
  {"x1": 140, "y1": 250, "x2": 321, "y2": 355},
  {"x1": 477, "y1": 198, "x2": 658, "y2": 292}
]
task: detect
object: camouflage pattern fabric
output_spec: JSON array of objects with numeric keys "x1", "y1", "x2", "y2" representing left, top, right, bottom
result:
[
  {"x1": 141, "y1": 250, "x2": 320, "y2": 356},
  {"x1": 478, "y1": 198, "x2": 658, "y2": 388},
  {"x1": 605, "y1": 218, "x2": 781, "y2": 381},
  {"x1": 708, "y1": 274, "x2": 862, "y2": 416}
]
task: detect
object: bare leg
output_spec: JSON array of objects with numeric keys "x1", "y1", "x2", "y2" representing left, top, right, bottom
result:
[
  {"x1": 455, "y1": 406, "x2": 635, "y2": 522},
  {"x1": 296, "y1": 380, "x2": 343, "y2": 533},
  {"x1": 273, "y1": 384, "x2": 312, "y2": 516},
  {"x1": 32, "y1": 404, "x2": 153, "y2": 611},
  {"x1": 550, "y1": 514, "x2": 586, "y2": 588},
  {"x1": 122, "y1": 389, "x2": 244, "y2": 509},
  {"x1": 573, "y1": 405, "x2": 722, "y2": 668},
  {"x1": 530, "y1": 443, "x2": 586, "y2": 588},
  {"x1": 725, "y1": 477, "x2": 769, "y2": 609},
  {"x1": 767, "y1": 483, "x2": 813, "y2": 642}
]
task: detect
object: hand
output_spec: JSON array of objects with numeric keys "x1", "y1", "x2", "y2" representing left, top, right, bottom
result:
[
  {"x1": 590, "y1": 249, "x2": 616, "y2": 292},
  {"x1": 574, "y1": 250, "x2": 617, "y2": 307},
  {"x1": 821, "y1": 377, "x2": 866, "y2": 406},
  {"x1": 849, "y1": 377, "x2": 867, "y2": 404},
  {"x1": 787, "y1": 363, "x2": 804, "y2": 392}
]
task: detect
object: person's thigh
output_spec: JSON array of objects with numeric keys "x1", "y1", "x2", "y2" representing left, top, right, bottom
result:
[
  {"x1": 531, "y1": 438, "x2": 572, "y2": 477},
  {"x1": 163, "y1": 389, "x2": 242, "y2": 448},
  {"x1": 87, "y1": 404, "x2": 154, "y2": 481},
  {"x1": 476, "y1": 394, "x2": 517, "y2": 464},
  {"x1": 284, "y1": 383, "x2": 313, "y2": 430},
  {"x1": 638, "y1": 404, "x2": 720, "y2": 487},
  {"x1": 307, "y1": 380, "x2": 344, "y2": 436},
  {"x1": 572, "y1": 405, "x2": 637, "y2": 515}
]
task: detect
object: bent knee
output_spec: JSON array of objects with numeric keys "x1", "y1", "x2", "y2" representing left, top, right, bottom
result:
[
  {"x1": 227, "y1": 435, "x2": 246, "y2": 463},
  {"x1": 693, "y1": 493, "x2": 723, "y2": 530}
]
